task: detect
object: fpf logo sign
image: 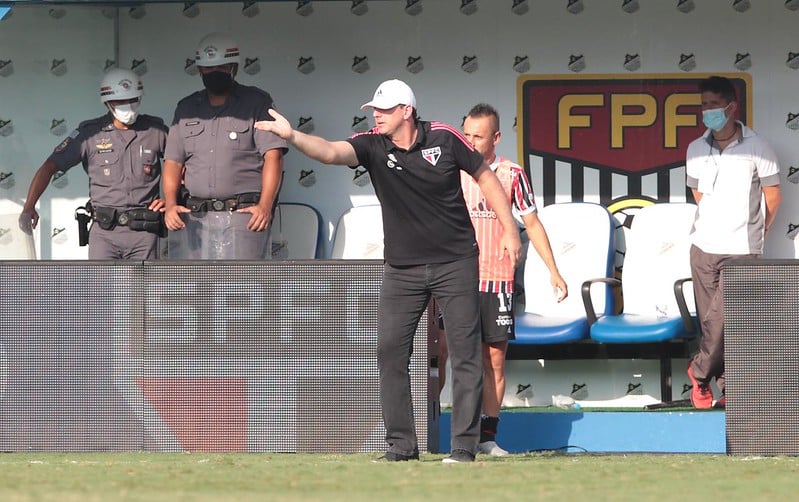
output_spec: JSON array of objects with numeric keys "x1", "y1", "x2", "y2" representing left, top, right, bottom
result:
[{"x1": 517, "y1": 73, "x2": 751, "y2": 209}]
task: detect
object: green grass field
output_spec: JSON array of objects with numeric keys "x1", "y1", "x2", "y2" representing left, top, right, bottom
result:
[{"x1": 0, "y1": 452, "x2": 797, "y2": 501}]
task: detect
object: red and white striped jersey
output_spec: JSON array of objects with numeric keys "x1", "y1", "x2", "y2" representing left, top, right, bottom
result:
[{"x1": 460, "y1": 157, "x2": 537, "y2": 293}]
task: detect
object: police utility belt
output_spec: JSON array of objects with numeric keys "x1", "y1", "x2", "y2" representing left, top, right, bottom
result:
[
  {"x1": 185, "y1": 192, "x2": 260, "y2": 212},
  {"x1": 75, "y1": 201, "x2": 166, "y2": 246}
]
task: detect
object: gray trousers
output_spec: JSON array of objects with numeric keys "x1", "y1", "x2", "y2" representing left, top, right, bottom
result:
[
  {"x1": 378, "y1": 256, "x2": 482, "y2": 456},
  {"x1": 689, "y1": 245, "x2": 757, "y2": 391},
  {"x1": 88, "y1": 225, "x2": 159, "y2": 260}
]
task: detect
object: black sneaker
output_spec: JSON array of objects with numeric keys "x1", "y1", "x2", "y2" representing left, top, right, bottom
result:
[
  {"x1": 373, "y1": 451, "x2": 419, "y2": 462},
  {"x1": 442, "y1": 449, "x2": 475, "y2": 463}
]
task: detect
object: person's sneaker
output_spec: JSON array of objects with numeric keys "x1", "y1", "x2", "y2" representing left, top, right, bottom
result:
[
  {"x1": 477, "y1": 440, "x2": 508, "y2": 456},
  {"x1": 713, "y1": 394, "x2": 726, "y2": 409},
  {"x1": 442, "y1": 449, "x2": 476, "y2": 463},
  {"x1": 372, "y1": 451, "x2": 419, "y2": 462},
  {"x1": 687, "y1": 365, "x2": 713, "y2": 409}
]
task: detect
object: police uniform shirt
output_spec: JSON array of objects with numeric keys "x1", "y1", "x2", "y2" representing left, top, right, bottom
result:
[
  {"x1": 48, "y1": 113, "x2": 168, "y2": 210},
  {"x1": 347, "y1": 120, "x2": 482, "y2": 266},
  {"x1": 164, "y1": 83, "x2": 289, "y2": 200}
]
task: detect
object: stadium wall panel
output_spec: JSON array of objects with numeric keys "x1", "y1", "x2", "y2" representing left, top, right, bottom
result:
[
  {"x1": 0, "y1": 261, "x2": 428, "y2": 453},
  {"x1": 724, "y1": 259, "x2": 799, "y2": 456}
]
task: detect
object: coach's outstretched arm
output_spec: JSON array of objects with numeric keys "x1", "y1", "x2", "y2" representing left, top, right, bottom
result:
[{"x1": 255, "y1": 109, "x2": 359, "y2": 167}]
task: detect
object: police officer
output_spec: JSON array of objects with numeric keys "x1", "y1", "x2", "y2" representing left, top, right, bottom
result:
[
  {"x1": 162, "y1": 32, "x2": 288, "y2": 259},
  {"x1": 19, "y1": 68, "x2": 168, "y2": 259}
]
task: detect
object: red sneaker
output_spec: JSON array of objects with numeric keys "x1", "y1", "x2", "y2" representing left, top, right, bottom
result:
[
  {"x1": 687, "y1": 365, "x2": 713, "y2": 409},
  {"x1": 713, "y1": 395, "x2": 726, "y2": 409}
]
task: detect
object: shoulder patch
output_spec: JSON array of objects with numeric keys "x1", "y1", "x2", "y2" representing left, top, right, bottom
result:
[{"x1": 53, "y1": 135, "x2": 74, "y2": 154}]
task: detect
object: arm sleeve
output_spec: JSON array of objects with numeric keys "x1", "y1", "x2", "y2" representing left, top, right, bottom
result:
[
  {"x1": 346, "y1": 134, "x2": 372, "y2": 169},
  {"x1": 47, "y1": 128, "x2": 85, "y2": 172},
  {"x1": 254, "y1": 94, "x2": 289, "y2": 156},
  {"x1": 755, "y1": 139, "x2": 781, "y2": 187},
  {"x1": 685, "y1": 142, "x2": 702, "y2": 189},
  {"x1": 164, "y1": 122, "x2": 186, "y2": 163},
  {"x1": 512, "y1": 166, "x2": 537, "y2": 216},
  {"x1": 158, "y1": 126, "x2": 168, "y2": 157}
]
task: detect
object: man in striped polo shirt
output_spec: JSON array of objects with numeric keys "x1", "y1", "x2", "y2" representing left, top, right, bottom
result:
[{"x1": 442, "y1": 103, "x2": 567, "y2": 456}]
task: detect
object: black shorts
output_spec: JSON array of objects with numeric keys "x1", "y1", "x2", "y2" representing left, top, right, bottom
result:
[
  {"x1": 479, "y1": 291, "x2": 515, "y2": 343},
  {"x1": 438, "y1": 291, "x2": 515, "y2": 343}
]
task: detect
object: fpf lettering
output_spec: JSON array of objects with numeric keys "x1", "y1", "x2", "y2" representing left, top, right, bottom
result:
[{"x1": 557, "y1": 92, "x2": 701, "y2": 149}]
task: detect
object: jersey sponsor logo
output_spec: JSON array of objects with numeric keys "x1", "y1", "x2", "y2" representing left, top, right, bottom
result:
[
  {"x1": 469, "y1": 199, "x2": 495, "y2": 219},
  {"x1": 421, "y1": 146, "x2": 441, "y2": 166},
  {"x1": 386, "y1": 153, "x2": 402, "y2": 171},
  {"x1": 469, "y1": 209, "x2": 496, "y2": 219},
  {"x1": 495, "y1": 316, "x2": 513, "y2": 327}
]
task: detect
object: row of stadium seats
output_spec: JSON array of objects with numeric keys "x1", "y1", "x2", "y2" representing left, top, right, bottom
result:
[
  {"x1": 269, "y1": 202, "x2": 384, "y2": 260},
  {"x1": 327, "y1": 202, "x2": 698, "y2": 343},
  {"x1": 0, "y1": 202, "x2": 381, "y2": 260},
  {"x1": 324, "y1": 201, "x2": 700, "y2": 401},
  {"x1": 276, "y1": 202, "x2": 393, "y2": 260},
  {"x1": 514, "y1": 201, "x2": 698, "y2": 345},
  {"x1": 507, "y1": 201, "x2": 699, "y2": 401}
]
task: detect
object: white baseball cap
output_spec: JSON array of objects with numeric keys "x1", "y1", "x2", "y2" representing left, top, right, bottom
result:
[{"x1": 361, "y1": 79, "x2": 417, "y2": 110}]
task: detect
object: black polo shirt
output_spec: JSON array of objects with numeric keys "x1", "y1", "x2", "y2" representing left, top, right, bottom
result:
[{"x1": 347, "y1": 120, "x2": 482, "y2": 266}]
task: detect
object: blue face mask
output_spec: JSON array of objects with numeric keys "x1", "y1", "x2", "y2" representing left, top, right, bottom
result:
[{"x1": 702, "y1": 105, "x2": 730, "y2": 131}]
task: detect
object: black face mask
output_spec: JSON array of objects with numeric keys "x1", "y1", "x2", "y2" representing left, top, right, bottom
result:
[{"x1": 202, "y1": 71, "x2": 234, "y2": 95}]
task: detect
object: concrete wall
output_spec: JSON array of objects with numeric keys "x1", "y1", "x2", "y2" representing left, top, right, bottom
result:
[
  {"x1": 2, "y1": 0, "x2": 798, "y2": 404},
  {"x1": 2, "y1": 0, "x2": 798, "y2": 260}
]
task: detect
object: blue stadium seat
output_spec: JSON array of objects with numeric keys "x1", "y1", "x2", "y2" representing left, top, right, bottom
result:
[
  {"x1": 512, "y1": 202, "x2": 616, "y2": 345},
  {"x1": 584, "y1": 202, "x2": 698, "y2": 343}
]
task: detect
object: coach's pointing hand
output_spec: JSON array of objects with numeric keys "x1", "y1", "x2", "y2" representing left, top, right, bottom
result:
[{"x1": 255, "y1": 109, "x2": 293, "y2": 141}]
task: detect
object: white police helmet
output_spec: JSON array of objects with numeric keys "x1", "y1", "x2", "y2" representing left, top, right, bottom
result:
[
  {"x1": 194, "y1": 32, "x2": 240, "y2": 67},
  {"x1": 100, "y1": 68, "x2": 143, "y2": 103}
]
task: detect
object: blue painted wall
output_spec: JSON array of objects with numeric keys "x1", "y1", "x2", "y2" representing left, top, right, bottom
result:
[{"x1": 439, "y1": 411, "x2": 726, "y2": 454}]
